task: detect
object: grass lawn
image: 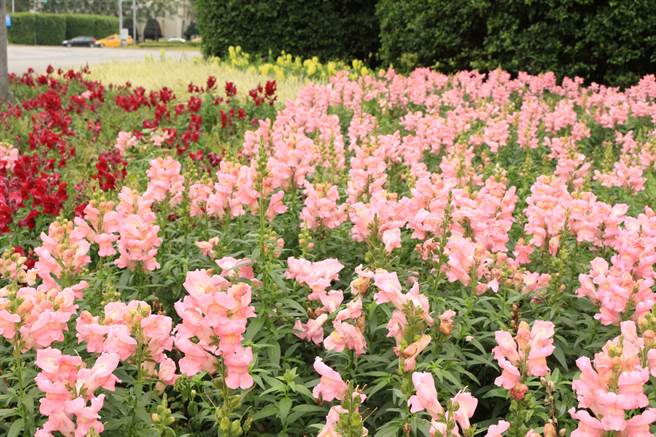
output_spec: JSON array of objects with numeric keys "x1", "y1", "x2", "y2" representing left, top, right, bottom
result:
[{"x1": 87, "y1": 56, "x2": 309, "y2": 102}]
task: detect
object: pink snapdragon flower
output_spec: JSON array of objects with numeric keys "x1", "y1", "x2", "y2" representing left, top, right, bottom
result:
[
  {"x1": 373, "y1": 269, "x2": 433, "y2": 370},
  {"x1": 74, "y1": 201, "x2": 119, "y2": 257},
  {"x1": 0, "y1": 249, "x2": 36, "y2": 285},
  {"x1": 294, "y1": 313, "x2": 328, "y2": 345},
  {"x1": 266, "y1": 190, "x2": 288, "y2": 220},
  {"x1": 150, "y1": 129, "x2": 172, "y2": 147},
  {"x1": 301, "y1": 182, "x2": 347, "y2": 230},
  {"x1": 292, "y1": 260, "x2": 368, "y2": 356},
  {"x1": 485, "y1": 420, "x2": 511, "y2": 437},
  {"x1": 570, "y1": 321, "x2": 656, "y2": 434},
  {"x1": 144, "y1": 156, "x2": 185, "y2": 207},
  {"x1": 0, "y1": 281, "x2": 83, "y2": 351},
  {"x1": 408, "y1": 372, "x2": 444, "y2": 419},
  {"x1": 492, "y1": 320, "x2": 555, "y2": 399},
  {"x1": 34, "y1": 348, "x2": 120, "y2": 437},
  {"x1": 114, "y1": 130, "x2": 138, "y2": 154},
  {"x1": 189, "y1": 182, "x2": 214, "y2": 217},
  {"x1": 115, "y1": 213, "x2": 161, "y2": 271},
  {"x1": 577, "y1": 209, "x2": 656, "y2": 326},
  {"x1": 408, "y1": 371, "x2": 478, "y2": 436},
  {"x1": 323, "y1": 319, "x2": 367, "y2": 357},
  {"x1": 286, "y1": 257, "x2": 344, "y2": 313},
  {"x1": 174, "y1": 269, "x2": 256, "y2": 389},
  {"x1": 313, "y1": 357, "x2": 347, "y2": 402},
  {"x1": 444, "y1": 234, "x2": 478, "y2": 286},
  {"x1": 76, "y1": 300, "x2": 177, "y2": 386},
  {"x1": 207, "y1": 161, "x2": 259, "y2": 218},
  {"x1": 349, "y1": 190, "x2": 405, "y2": 253},
  {"x1": 34, "y1": 220, "x2": 91, "y2": 288},
  {"x1": 215, "y1": 256, "x2": 256, "y2": 282},
  {"x1": 196, "y1": 236, "x2": 220, "y2": 257},
  {"x1": 317, "y1": 405, "x2": 349, "y2": 437},
  {"x1": 0, "y1": 143, "x2": 19, "y2": 170}
]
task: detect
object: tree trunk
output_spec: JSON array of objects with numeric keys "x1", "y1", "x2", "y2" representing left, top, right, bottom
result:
[{"x1": 0, "y1": 0, "x2": 8, "y2": 103}]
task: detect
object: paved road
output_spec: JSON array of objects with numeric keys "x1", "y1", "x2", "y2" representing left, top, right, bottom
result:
[{"x1": 8, "y1": 45, "x2": 201, "y2": 74}]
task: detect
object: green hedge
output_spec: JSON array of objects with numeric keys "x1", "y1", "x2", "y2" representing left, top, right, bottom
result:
[
  {"x1": 35, "y1": 14, "x2": 67, "y2": 46},
  {"x1": 93, "y1": 15, "x2": 117, "y2": 39},
  {"x1": 7, "y1": 13, "x2": 36, "y2": 45},
  {"x1": 377, "y1": 0, "x2": 488, "y2": 73},
  {"x1": 376, "y1": 0, "x2": 656, "y2": 87},
  {"x1": 8, "y1": 13, "x2": 118, "y2": 45},
  {"x1": 196, "y1": 0, "x2": 379, "y2": 62},
  {"x1": 64, "y1": 14, "x2": 96, "y2": 39}
]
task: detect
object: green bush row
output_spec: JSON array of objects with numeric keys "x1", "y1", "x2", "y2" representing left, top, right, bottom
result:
[
  {"x1": 8, "y1": 13, "x2": 118, "y2": 45},
  {"x1": 195, "y1": 0, "x2": 379, "y2": 64},
  {"x1": 196, "y1": 0, "x2": 656, "y2": 87},
  {"x1": 376, "y1": 0, "x2": 656, "y2": 87}
]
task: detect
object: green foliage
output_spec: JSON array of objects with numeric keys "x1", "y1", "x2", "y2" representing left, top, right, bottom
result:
[
  {"x1": 64, "y1": 14, "x2": 96, "y2": 39},
  {"x1": 93, "y1": 15, "x2": 118, "y2": 38},
  {"x1": 7, "y1": 13, "x2": 119, "y2": 45},
  {"x1": 7, "y1": 0, "x2": 33, "y2": 13},
  {"x1": 41, "y1": 0, "x2": 117, "y2": 15},
  {"x1": 184, "y1": 21, "x2": 198, "y2": 40},
  {"x1": 376, "y1": 0, "x2": 656, "y2": 87},
  {"x1": 34, "y1": 14, "x2": 67, "y2": 46},
  {"x1": 196, "y1": 0, "x2": 379, "y2": 63},
  {"x1": 377, "y1": 0, "x2": 489, "y2": 73},
  {"x1": 7, "y1": 13, "x2": 36, "y2": 45},
  {"x1": 143, "y1": 18, "x2": 162, "y2": 41}
]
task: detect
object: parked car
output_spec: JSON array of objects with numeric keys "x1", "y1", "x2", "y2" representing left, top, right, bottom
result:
[
  {"x1": 62, "y1": 36, "x2": 98, "y2": 48},
  {"x1": 167, "y1": 37, "x2": 186, "y2": 43},
  {"x1": 96, "y1": 34, "x2": 135, "y2": 48}
]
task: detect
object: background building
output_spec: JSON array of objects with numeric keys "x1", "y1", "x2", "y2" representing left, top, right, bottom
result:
[{"x1": 12, "y1": 0, "x2": 196, "y2": 40}]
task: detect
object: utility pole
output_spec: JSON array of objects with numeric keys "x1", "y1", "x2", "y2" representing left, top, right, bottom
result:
[
  {"x1": 0, "y1": 0, "x2": 9, "y2": 103},
  {"x1": 118, "y1": 0, "x2": 123, "y2": 46},
  {"x1": 132, "y1": 0, "x2": 136, "y2": 44}
]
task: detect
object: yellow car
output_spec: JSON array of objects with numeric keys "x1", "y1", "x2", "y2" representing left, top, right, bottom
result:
[{"x1": 96, "y1": 34, "x2": 134, "y2": 48}]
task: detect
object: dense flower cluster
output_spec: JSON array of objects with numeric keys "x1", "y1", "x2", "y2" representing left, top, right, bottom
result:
[
  {"x1": 174, "y1": 267, "x2": 256, "y2": 389},
  {"x1": 2, "y1": 64, "x2": 656, "y2": 436},
  {"x1": 34, "y1": 349, "x2": 120, "y2": 437},
  {"x1": 493, "y1": 321, "x2": 555, "y2": 400}
]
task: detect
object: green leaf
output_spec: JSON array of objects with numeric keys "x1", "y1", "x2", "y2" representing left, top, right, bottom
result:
[
  {"x1": 552, "y1": 344, "x2": 568, "y2": 371},
  {"x1": 244, "y1": 316, "x2": 265, "y2": 341},
  {"x1": 278, "y1": 397, "x2": 292, "y2": 423},
  {"x1": 7, "y1": 419, "x2": 24, "y2": 437},
  {"x1": 251, "y1": 404, "x2": 277, "y2": 421},
  {"x1": 267, "y1": 343, "x2": 281, "y2": 368},
  {"x1": 374, "y1": 420, "x2": 402, "y2": 437},
  {"x1": 0, "y1": 409, "x2": 16, "y2": 419}
]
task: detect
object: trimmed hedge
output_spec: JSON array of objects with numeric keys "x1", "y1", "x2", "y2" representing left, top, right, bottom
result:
[
  {"x1": 93, "y1": 15, "x2": 117, "y2": 39},
  {"x1": 377, "y1": 0, "x2": 488, "y2": 73},
  {"x1": 376, "y1": 0, "x2": 656, "y2": 87},
  {"x1": 196, "y1": 0, "x2": 379, "y2": 62},
  {"x1": 35, "y1": 14, "x2": 67, "y2": 46},
  {"x1": 65, "y1": 14, "x2": 96, "y2": 39},
  {"x1": 7, "y1": 13, "x2": 36, "y2": 45},
  {"x1": 8, "y1": 13, "x2": 118, "y2": 45}
]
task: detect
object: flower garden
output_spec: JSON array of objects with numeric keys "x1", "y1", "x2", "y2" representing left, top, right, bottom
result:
[{"x1": 1, "y1": 59, "x2": 656, "y2": 437}]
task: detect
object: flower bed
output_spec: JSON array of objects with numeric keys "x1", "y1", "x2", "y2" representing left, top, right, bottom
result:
[{"x1": 1, "y1": 66, "x2": 656, "y2": 436}]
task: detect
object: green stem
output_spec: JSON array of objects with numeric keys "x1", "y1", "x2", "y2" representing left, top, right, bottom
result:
[
  {"x1": 129, "y1": 345, "x2": 146, "y2": 437},
  {"x1": 12, "y1": 341, "x2": 27, "y2": 436}
]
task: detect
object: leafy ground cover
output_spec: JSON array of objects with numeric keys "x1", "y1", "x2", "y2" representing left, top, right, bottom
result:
[{"x1": 0, "y1": 64, "x2": 655, "y2": 437}]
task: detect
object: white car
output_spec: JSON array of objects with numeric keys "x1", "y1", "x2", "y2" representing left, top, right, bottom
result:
[{"x1": 167, "y1": 37, "x2": 186, "y2": 43}]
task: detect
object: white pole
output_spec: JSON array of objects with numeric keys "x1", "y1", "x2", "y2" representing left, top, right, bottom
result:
[
  {"x1": 132, "y1": 0, "x2": 136, "y2": 44},
  {"x1": 11, "y1": 0, "x2": 14, "y2": 14},
  {"x1": 118, "y1": 0, "x2": 123, "y2": 46}
]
